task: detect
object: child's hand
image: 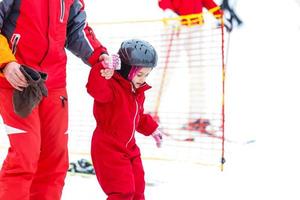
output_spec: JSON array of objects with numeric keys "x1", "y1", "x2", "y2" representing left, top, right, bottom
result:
[
  {"x1": 100, "y1": 68, "x2": 114, "y2": 80},
  {"x1": 152, "y1": 128, "x2": 163, "y2": 148}
]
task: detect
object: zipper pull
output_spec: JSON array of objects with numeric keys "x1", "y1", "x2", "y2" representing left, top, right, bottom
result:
[{"x1": 60, "y1": 96, "x2": 68, "y2": 107}]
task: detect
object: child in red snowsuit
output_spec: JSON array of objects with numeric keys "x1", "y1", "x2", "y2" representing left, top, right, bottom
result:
[{"x1": 86, "y1": 39, "x2": 162, "y2": 200}]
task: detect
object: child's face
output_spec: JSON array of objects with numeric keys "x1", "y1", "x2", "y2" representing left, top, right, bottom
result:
[{"x1": 131, "y1": 67, "x2": 152, "y2": 89}]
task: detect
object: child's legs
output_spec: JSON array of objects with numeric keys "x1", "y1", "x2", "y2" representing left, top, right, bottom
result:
[
  {"x1": 91, "y1": 136, "x2": 135, "y2": 200},
  {"x1": 131, "y1": 155, "x2": 145, "y2": 200}
]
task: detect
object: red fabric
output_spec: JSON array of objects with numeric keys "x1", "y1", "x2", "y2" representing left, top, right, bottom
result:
[
  {"x1": 0, "y1": 0, "x2": 107, "y2": 89},
  {"x1": 86, "y1": 63, "x2": 158, "y2": 138},
  {"x1": 91, "y1": 134, "x2": 145, "y2": 200},
  {"x1": 88, "y1": 48, "x2": 107, "y2": 67},
  {"x1": 159, "y1": 0, "x2": 222, "y2": 16},
  {"x1": 86, "y1": 63, "x2": 158, "y2": 199},
  {"x1": 0, "y1": 88, "x2": 69, "y2": 200}
]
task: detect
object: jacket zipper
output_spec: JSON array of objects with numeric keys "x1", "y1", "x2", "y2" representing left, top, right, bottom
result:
[
  {"x1": 11, "y1": 34, "x2": 21, "y2": 54},
  {"x1": 60, "y1": 0, "x2": 65, "y2": 22},
  {"x1": 60, "y1": 96, "x2": 68, "y2": 107},
  {"x1": 125, "y1": 99, "x2": 138, "y2": 148}
]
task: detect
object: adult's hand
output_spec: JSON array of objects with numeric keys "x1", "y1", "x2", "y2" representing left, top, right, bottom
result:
[{"x1": 3, "y1": 62, "x2": 28, "y2": 91}]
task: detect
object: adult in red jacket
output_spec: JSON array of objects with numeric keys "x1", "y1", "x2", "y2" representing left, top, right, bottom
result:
[
  {"x1": 158, "y1": 0, "x2": 222, "y2": 25},
  {"x1": 86, "y1": 39, "x2": 162, "y2": 200},
  {"x1": 158, "y1": 0, "x2": 222, "y2": 129},
  {"x1": 0, "y1": 0, "x2": 112, "y2": 199}
]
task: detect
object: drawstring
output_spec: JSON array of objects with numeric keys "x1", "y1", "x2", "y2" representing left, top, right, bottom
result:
[{"x1": 60, "y1": 96, "x2": 67, "y2": 107}]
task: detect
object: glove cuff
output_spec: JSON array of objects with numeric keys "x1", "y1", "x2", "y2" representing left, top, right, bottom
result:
[
  {"x1": 13, "y1": 65, "x2": 48, "y2": 118},
  {"x1": 20, "y1": 65, "x2": 41, "y2": 83}
]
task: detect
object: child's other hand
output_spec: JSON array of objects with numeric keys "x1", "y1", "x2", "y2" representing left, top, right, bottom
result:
[
  {"x1": 100, "y1": 68, "x2": 114, "y2": 80},
  {"x1": 152, "y1": 128, "x2": 163, "y2": 148}
]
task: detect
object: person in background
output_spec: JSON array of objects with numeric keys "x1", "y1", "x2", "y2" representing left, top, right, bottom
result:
[
  {"x1": 157, "y1": 0, "x2": 223, "y2": 133},
  {"x1": 86, "y1": 39, "x2": 163, "y2": 200},
  {"x1": 0, "y1": 0, "x2": 113, "y2": 199},
  {"x1": 158, "y1": 0, "x2": 223, "y2": 25}
]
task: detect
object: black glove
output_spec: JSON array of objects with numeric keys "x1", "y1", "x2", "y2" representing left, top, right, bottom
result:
[{"x1": 13, "y1": 65, "x2": 48, "y2": 118}]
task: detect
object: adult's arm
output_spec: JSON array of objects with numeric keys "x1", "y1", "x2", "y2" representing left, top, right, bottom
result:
[
  {"x1": 65, "y1": 0, "x2": 107, "y2": 66},
  {"x1": 0, "y1": 0, "x2": 14, "y2": 29}
]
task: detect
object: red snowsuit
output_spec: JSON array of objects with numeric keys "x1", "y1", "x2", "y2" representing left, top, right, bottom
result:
[
  {"x1": 86, "y1": 63, "x2": 158, "y2": 200},
  {"x1": 0, "y1": 0, "x2": 107, "y2": 199}
]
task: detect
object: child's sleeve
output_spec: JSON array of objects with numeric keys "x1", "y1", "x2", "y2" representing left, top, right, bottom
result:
[
  {"x1": 0, "y1": 34, "x2": 17, "y2": 77},
  {"x1": 86, "y1": 62, "x2": 114, "y2": 103},
  {"x1": 136, "y1": 100, "x2": 159, "y2": 136}
]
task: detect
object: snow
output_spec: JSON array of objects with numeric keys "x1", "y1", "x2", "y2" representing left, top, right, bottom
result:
[
  {"x1": 1, "y1": 0, "x2": 300, "y2": 199},
  {"x1": 64, "y1": 0, "x2": 300, "y2": 199}
]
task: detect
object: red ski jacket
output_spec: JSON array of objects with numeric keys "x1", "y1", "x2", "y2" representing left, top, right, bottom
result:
[
  {"x1": 0, "y1": 0, "x2": 107, "y2": 89},
  {"x1": 86, "y1": 63, "x2": 158, "y2": 148},
  {"x1": 159, "y1": 0, "x2": 222, "y2": 16}
]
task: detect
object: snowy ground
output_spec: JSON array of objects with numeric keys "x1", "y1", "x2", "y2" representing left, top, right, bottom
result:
[
  {"x1": 1, "y1": 0, "x2": 300, "y2": 199},
  {"x1": 62, "y1": 143, "x2": 255, "y2": 200},
  {"x1": 63, "y1": 0, "x2": 300, "y2": 199}
]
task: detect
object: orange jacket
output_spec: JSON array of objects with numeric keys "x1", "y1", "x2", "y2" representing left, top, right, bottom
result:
[{"x1": 0, "y1": 34, "x2": 16, "y2": 77}]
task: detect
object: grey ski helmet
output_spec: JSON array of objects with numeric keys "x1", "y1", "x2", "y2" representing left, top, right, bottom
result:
[{"x1": 117, "y1": 39, "x2": 158, "y2": 79}]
